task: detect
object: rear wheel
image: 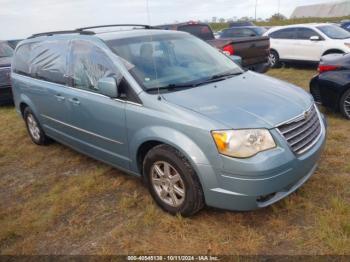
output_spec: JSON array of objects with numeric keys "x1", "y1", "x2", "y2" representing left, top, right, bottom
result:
[
  {"x1": 143, "y1": 144, "x2": 204, "y2": 216},
  {"x1": 340, "y1": 89, "x2": 350, "y2": 120},
  {"x1": 269, "y1": 50, "x2": 282, "y2": 68},
  {"x1": 23, "y1": 107, "x2": 51, "y2": 145}
]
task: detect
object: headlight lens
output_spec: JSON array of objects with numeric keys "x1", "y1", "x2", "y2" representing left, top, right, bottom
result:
[
  {"x1": 211, "y1": 129, "x2": 276, "y2": 158},
  {"x1": 344, "y1": 43, "x2": 350, "y2": 49}
]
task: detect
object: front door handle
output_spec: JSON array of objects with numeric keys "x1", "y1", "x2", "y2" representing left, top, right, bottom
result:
[
  {"x1": 55, "y1": 94, "x2": 65, "y2": 102},
  {"x1": 69, "y1": 97, "x2": 80, "y2": 105}
]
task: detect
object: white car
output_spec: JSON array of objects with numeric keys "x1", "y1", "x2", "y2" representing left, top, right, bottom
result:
[{"x1": 264, "y1": 23, "x2": 350, "y2": 68}]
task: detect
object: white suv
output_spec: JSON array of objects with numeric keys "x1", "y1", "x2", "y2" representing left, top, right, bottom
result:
[{"x1": 264, "y1": 23, "x2": 350, "y2": 68}]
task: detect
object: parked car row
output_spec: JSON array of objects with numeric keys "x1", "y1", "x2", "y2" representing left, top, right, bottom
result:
[
  {"x1": 265, "y1": 23, "x2": 350, "y2": 68},
  {"x1": 156, "y1": 22, "x2": 270, "y2": 73},
  {"x1": 0, "y1": 41, "x2": 13, "y2": 105}
]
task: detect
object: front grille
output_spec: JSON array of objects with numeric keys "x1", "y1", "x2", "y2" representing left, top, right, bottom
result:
[{"x1": 277, "y1": 105, "x2": 322, "y2": 155}]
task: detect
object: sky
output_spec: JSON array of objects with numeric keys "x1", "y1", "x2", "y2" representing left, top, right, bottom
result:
[{"x1": 0, "y1": 0, "x2": 343, "y2": 39}]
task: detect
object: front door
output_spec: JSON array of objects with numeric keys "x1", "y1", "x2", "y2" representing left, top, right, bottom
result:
[
  {"x1": 63, "y1": 39, "x2": 130, "y2": 169},
  {"x1": 293, "y1": 27, "x2": 325, "y2": 61}
]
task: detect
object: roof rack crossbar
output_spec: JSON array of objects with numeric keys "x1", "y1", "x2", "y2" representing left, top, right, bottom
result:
[
  {"x1": 76, "y1": 24, "x2": 153, "y2": 31},
  {"x1": 28, "y1": 30, "x2": 95, "y2": 39}
]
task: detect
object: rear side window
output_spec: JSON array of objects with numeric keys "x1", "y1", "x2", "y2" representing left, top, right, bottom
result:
[
  {"x1": 13, "y1": 40, "x2": 68, "y2": 84},
  {"x1": 30, "y1": 40, "x2": 68, "y2": 84},
  {"x1": 296, "y1": 28, "x2": 321, "y2": 40},
  {"x1": 178, "y1": 25, "x2": 214, "y2": 40},
  {"x1": 269, "y1": 28, "x2": 297, "y2": 39}
]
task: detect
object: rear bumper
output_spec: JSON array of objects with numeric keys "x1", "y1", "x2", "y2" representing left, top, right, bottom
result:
[
  {"x1": 198, "y1": 114, "x2": 327, "y2": 211},
  {"x1": 0, "y1": 85, "x2": 13, "y2": 105}
]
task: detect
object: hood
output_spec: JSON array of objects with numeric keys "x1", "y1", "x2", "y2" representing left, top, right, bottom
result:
[
  {"x1": 0, "y1": 57, "x2": 11, "y2": 68},
  {"x1": 162, "y1": 71, "x2": 313, "y2": 129}
]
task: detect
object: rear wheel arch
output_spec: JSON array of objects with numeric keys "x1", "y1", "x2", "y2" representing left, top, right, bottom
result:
[
  {"x1": 20, "y1": 102, "x2": 29, "y2": 118},
  {"x1": 322, "y1": 49, "x2": 344, "y2": 56}
]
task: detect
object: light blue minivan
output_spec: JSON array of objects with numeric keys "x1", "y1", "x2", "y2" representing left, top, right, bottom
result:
[{"x1": 11, "y1": 25, "x2": 327, "y2": 216}]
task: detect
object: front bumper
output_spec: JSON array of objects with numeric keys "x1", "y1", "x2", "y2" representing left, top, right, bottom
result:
[{"x1": 199, "y1": 114, "x2": 327, "y2": 211}]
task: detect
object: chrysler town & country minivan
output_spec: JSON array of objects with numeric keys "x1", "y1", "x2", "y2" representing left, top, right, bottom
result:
[{"x1": 11, "y1": 25, "x2": 327, "y2": 216}]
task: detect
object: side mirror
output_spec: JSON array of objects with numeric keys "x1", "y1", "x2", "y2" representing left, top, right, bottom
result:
[
  {"x1": 310, "y1": 36, "x2": 321, "y2": 41},
  {"x1": 97, "y1": 77, "x2": 119, "y2": 98}
]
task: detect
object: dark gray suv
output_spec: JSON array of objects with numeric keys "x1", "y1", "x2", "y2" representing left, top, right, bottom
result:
[{"x1": 0, "y1": 41, "x2": 14, "y2": 105}]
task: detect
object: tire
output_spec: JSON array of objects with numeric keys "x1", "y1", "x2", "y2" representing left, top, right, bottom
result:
[
  {"x1": 143, "y1": 144, "x2": 204, "y2": 216},
  {"x1": 269, "y1": 50, "x2": 282, "y2": 68},
  {"x1": 340, "y1": 89, "x2": 350, "y2": 120},
  {"x1": 23, "y1": 107, "x2": 51, "y2": 145}
]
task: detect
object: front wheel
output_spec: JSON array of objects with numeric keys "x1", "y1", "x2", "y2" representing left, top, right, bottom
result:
[
  {"x1": 269, "y1": 50, "x2": 282, "y2": 68},
  {"x1": 143, "y1": 144, "x2": 204, "y2": 216},
  {"x1": 340, "y1": 89, "x2": 350, "y2": 120}
]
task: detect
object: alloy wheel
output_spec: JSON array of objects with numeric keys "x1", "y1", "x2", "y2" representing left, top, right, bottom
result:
[
  {"x1": 269, "y1": 53, "x2": 276, "y2": 67},
  {"x1": 27, "y1": 114, "x2": 41, "y2": 141},
  {"x1": 150, "y1": 161, "x2": 186, "y2": 207},
  {"x1": 344, "y1": 93, "x2": 350, "y2": 118}
]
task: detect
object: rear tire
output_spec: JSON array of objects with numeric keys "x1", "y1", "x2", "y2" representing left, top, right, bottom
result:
[
  {"x1": 143, "y1": 144, "x2": 204, "y2": 216},
  {"x1": 340, "y1": 89, "x2": 350, "y2": 120},
  {"x1": 269, "y1": 50, "x2": 282, "y2": 68},
  {"x1": 23, "y1": 107, "x2": 51, "y2": 145}
]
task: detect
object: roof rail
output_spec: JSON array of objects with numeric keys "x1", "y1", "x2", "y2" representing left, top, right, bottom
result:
[
  {"x1": 76, "y1": 24, "x2": 153, "y2": 31},
  {"x1": 28, "y1": 30, "x2": 95, "y2": 39}
]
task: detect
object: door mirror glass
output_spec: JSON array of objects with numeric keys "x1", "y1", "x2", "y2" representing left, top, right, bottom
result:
[
  {"x1": 310, "y1": 35, "x2": 321, "y2": 41},
  {"x1": 98, "y1": 77, "x2": 119, "y2": 98}
]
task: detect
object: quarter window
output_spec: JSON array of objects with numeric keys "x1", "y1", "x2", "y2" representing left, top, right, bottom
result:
[
  {"x1": 13, "y1": 44, "x2": 31, "y2": 76},
  {"x1": 70, "y1": 40, "x2": 120, "y2": 93}
]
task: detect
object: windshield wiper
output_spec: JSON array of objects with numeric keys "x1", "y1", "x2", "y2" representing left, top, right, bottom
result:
[
  {"x1": 193, "y1": 71, "x2": 243, "y2": 86},
  {"x1": 147, "y1": 83, "x2": 196, "y2": 92},
  {"x1": 146, "y1": 71, "x2": 243, "y2": 92}
]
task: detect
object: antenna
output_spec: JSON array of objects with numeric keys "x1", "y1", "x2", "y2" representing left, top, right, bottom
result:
[{"x1": 145, "y1": 0, "x2": 161, "y2": 100}]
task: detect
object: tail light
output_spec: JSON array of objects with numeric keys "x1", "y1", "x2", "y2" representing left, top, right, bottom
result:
[
  {"x1": 317, "y1": 64, "x2": 339, "y2": 73},
  {"x1": 222, "y1": 45, "x2": 234, "y2": 56}
]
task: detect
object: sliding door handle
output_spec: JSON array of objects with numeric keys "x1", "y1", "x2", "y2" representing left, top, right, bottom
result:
[
  {"x1": 69, "y1": 97, "x2": 80, "y2": 105},
  {"x1": 55, "y1": 94, "x2": 65, "y2": 101}
]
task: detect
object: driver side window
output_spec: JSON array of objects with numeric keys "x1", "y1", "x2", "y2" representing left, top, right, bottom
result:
[{"x1": 70, "y1": 40, "x2": 118, "y2": 93}]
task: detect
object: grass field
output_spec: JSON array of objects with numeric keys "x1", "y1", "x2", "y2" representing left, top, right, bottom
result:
[{"x1": 0, "y1": 66, "x2": 349, "y2": 255}]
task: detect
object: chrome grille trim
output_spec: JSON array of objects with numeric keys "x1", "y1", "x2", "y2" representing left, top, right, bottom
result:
[{"x1": 277, "y1": 104, "x2": 322, "y2": 155}]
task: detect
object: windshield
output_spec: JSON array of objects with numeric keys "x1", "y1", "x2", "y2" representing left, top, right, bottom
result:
[
  {"x1": 0, "y1": 42, "x2": 14, "y2": 58},
  {"x1": 107, "y1": 33, "x2": 242, "y2": 91},
  {"x1": 317, "y1": 25, "x2": 350, "y2": 39}
]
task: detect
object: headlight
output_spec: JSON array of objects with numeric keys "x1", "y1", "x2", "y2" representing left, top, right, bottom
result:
[
  {"x1": 211, "y1": 129, "x2": 276, "y2": 158},
  {"x1": 344, "y1": 43, "x2": 350, "y2": 49}
]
